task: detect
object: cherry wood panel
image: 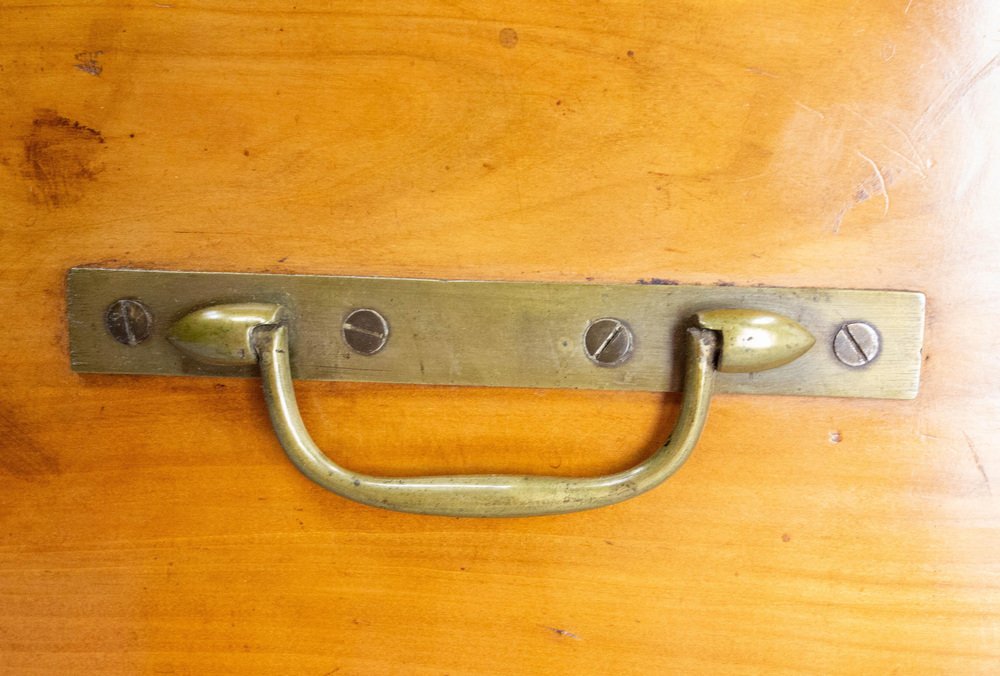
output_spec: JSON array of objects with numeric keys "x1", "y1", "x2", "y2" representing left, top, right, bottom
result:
[{"x1": 1, "y1": 1, "x2": 998, "y2": 673}]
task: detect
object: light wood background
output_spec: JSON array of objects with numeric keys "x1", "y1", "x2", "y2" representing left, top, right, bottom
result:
[{"x1": 2, "y1": 1, "x2": 999, "y2": 673}]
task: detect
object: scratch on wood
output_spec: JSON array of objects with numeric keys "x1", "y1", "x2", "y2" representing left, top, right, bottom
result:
[
  {"x1": 964, "y1": 432, "x2": 992, "y2": 495},
  {"x1": 855, "y1": 150, "x2": 890, "y2": 216},
  {"x1": 844, "y1": 106, "x2": 927, "y2": 176},
  {"x1": 876, "y1": 142, "x2": 925, "y2": 176},
  {"x1": 831, "y1": 206, "x2": 847, "y2": 234},
  {"x1": 745, "y1": 66, "x2": 779, "y2": 78},
  {"x1": 880, "y1": 117, "x2": 926, "y2": 174},
  {"x1": 794, "y1": 101, "x2": 825, "y2": 119},
  {"x1": 914, "y1": 53, "x2": 1000, "y2": 142},
  {"x1": 543, "y1": 625, "x2": 582, "y2": 641}
]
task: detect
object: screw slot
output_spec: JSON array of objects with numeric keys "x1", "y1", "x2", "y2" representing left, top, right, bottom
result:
[
  {"x1": 342, "y1": 308, "x2": 389, "y2": 355},
  {"x1": 105, "y1": 299, "x2": 153, "y2": 346},
  {"x1": 584, "y1": 318, "x2": 634, "y2": 367},
  {"x1": 833, "y1": 322, "x2": 880, "y2": 367}
]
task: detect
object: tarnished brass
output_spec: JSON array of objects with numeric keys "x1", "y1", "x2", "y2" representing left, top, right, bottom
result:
[
  {"x1": 156, "y1": 304, "x2": 811, "y2": 516},
  {"x1": 253, "y1": 323, "x2": 719, "y2": 517},
  {"x1": 66, "y1": 268, "x2": 925, "y2": 399},
  {"x1": 249, "y1": 306, "x2": 820, "y2": 516},
  {"x1": 64, "y1": 268, "x2": 918, "y2": 515},
  {"x1": 695, "y1": 309, "x2": 816, "y2": 373},
  {"x1": 168, "y1": 303, "x2": 287, "y2": 366},
  {"x1": 156, "y1": 303, "x2": 812, "y2": 517}
]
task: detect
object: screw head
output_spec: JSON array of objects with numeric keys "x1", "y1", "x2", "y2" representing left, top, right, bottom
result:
[
  {"x1": 833, "y1": 322, "x2": 880, "y2": 367},
  {"x1": 342, "y1": 308, "x2": 389, "y2": 355},
  {"x1": 105, "y1": 299, "x2": 153, "y2": 346},
  {"x1": 584, "y1": 318, "x2": 634, "y2": 367}
]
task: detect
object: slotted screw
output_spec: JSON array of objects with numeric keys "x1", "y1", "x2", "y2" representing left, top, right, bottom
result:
[
  {"x1": 343, "y1": 308, "x2": 389, "y2": 355},
  {"x1": 105, "y1": 299, "x2": 153, "y2": 346},
  {"x1": 833, "y1": 322, "x2": 880, "y2": 367},
  {"x1": 584, "y1": 318, "x2": 634, "y2": 367}
]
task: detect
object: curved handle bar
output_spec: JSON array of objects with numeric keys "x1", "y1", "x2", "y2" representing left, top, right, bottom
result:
[
  {"x1": 167, "y1": 302, "x2": 814, "y2": 517},
  {"x1": 251, "y1": 324, "x2": 718, "y2": 517}
]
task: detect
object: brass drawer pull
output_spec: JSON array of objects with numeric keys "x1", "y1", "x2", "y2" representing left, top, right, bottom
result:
[
  {"x1": 166, "y1": 303, "x2": 813, "y2": 517},
  {"x1": 67, "y1": 268, "x2": 926, "y2": 516}
]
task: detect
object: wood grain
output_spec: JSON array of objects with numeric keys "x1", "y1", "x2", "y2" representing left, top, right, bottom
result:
[{"x1": 1, "y1": 1, "x2": 998, "y2": 673}]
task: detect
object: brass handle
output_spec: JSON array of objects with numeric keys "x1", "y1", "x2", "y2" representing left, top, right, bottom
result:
[{"x1": 169, "y1": 304, "x2": 814, "y2": 517}]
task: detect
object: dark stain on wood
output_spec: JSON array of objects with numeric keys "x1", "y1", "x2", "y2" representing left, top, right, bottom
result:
[
  {"x1": 22, "y1": 109, "x2": 106, "y2": 207},
  {"x1": 74, "y1": 51, "x2": 103, "y2": 76},
  {"x1": 0, "y1": 409, "x2": 60, "y2": 482},
  {"x1": 499, "y1": 27, "x2": 518, "y2": 48}
]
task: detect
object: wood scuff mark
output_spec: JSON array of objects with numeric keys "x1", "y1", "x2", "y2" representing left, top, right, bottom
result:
[
  {"x1": 855, "y1": 150, "x2": 890, "y2": 216},
  {"x1": 964, "y1": 432, "x2": 992, "y2": 496},
  {"x1": 543, "y1": 625, "x2": 582, "y2": 641}
]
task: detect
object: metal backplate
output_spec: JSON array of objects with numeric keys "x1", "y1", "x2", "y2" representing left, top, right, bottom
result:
[{"x1": 67, "y1": 268, "x2": 925, "y2": 399}]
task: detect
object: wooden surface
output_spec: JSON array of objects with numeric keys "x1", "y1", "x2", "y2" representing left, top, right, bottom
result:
[{"x1": 1, "y1": 1, "x2": 998, "y2": 673}]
